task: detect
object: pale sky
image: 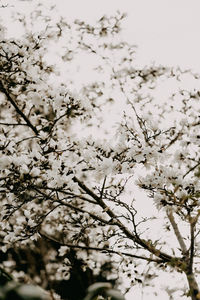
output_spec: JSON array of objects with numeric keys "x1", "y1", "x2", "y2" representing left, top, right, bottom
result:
[
  {"x1": 54, "y1": 0, "x2": 200, "y2": 71},
  {"x1": 4, "y1": 0, "x2": 200, "y2": 70}
]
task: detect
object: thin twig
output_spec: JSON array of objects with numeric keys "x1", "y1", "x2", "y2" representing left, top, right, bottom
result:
[
  {"x1": 164, "y1": 131, "x2": 183, "y2": 150},
  {"x1": 100, "y1": 176, "x2": 107, "y2": 199},
  {"x1": 183, "y1": 161, "x2": 200, "y2": 179},
  {"x1": 0, "y1": 122, "x2": 28, "y2": 126},
  {"x1": 73, "y1": 176, "x2": 176, "y2": 263},
  {"x1": 32, "y1": 187, "x2": 114, "y2": 226}
]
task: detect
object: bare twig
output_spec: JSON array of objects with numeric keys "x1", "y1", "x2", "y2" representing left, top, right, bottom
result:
[
  {"x1": 100, "y1": 176, "x2": 107, "y2": 199},
  {"x1": 164, "y1": 131, "x2": 183, "y2": 151},
  {"x1": 183, "y1": 161, "x2": 200, "y2": 179},
  {"x1": 31, "y1": 185, "x2": 97, "y2": 204},
  {"x1": 73, "y1": 176, "x2": 177, "y2": 263},
  {"x1": 0, "y1": 122, "x2": 28, "y2": 126},
  {"x1": 32, "y1": 187, "x2": 115, "y2": 226}
]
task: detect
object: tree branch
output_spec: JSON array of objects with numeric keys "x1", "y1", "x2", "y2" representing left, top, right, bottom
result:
[
  {"x1": 0, "y1": 80, "x2": 39, "y2": 135},
  {"x1": 0, "y1": 122, "x2": 28, "y2": 126},
  {"x1": 188, "y1": 220, "x2": 196, "y2": 275},
  {"x1": 73, "y1": 177, "x2": 177, "y2": 263},
  {"x1": 39, "y1": 230, "x2": 163, "y2": 264},
  {"x1": 166, "y1": 208, "x2": 187, "y2": 254},
  {"x1": 183, "y1": 161, "x2": 200, "y2": 179},
  {"x1": 31, "y1": 185, "x2": 97, "y2": 204},
  {"x1": 32, "y1": 187, "x2": 115, "y2": 226},
  {"x1": 164, "y1": 131, "x2": 183, "y2": 151}
]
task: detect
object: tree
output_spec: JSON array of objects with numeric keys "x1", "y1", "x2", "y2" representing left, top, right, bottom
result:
[{"x1": 1, "y1": 2, "x2": 200, "y2": 299}]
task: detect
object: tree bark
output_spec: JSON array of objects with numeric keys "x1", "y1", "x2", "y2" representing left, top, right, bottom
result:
[{"x1": 185, "y1": 272, "x2": 200, "y2": 300}]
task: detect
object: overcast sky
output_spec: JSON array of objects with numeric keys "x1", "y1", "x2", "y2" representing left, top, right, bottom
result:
[
  {"x1": 4, "y1": 0, "x2": 200, "y2": 71},
  {"x1": 55, "y1": 0, "x2": 200, "y2": 71}
]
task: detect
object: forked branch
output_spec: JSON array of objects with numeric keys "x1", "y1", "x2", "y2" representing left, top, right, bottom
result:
[{"x1": 73, "y1": 177, "x2": 178, "y2": 263}]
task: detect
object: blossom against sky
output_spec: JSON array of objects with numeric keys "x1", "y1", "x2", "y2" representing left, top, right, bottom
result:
[
  {"x1": 1, "y1": 1, "x2": 200, "y2": 299},
  {"x1": 55, "y1": 0, "x2": 200, "y2": 70},
  {"x1": 3, "y1": 0, "x2": 200, "y2": 70}
]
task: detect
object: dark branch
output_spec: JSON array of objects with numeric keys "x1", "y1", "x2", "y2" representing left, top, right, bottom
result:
[
  {"x1": 183, "y1": 161, "x2": 200, "y2": 179},
  {"x1": 73, "y1": 176, "x2": 177, "y2": 263},
  {"x1": 188, "y1": 221, "x2": 195, "y2": 275},
  {"x1": 0, "y1": 122, "x2": 28, "y2": 126},
  {"x1": 0, "y1": 80, "x2": 39, "y2": 135},
  {"x1": 39, "y1": 230, "x2": 163, "y2": 264}
]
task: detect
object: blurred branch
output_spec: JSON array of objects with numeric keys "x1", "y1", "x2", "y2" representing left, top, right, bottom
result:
[{"x1": 163, "y1": 131, "x2": 183, "y2": 151}]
